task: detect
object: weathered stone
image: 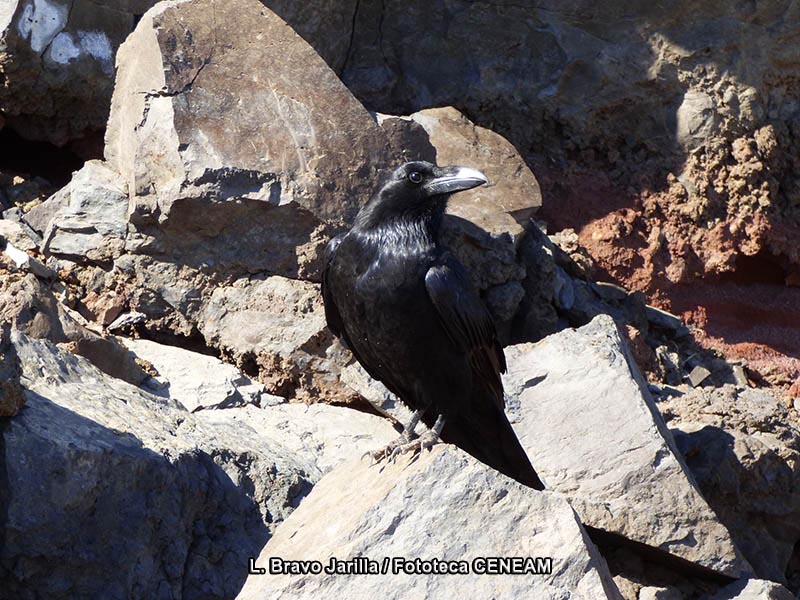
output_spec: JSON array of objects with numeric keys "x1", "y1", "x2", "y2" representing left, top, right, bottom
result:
[
  {"x1": 200, "y1": 403, "x2": 398, "y2": 475},
  {"x1": 504, "y1": 314, "x2": 750, "y2": 577},
  {"x1": 0, "y1": 218, "x2": 37, "y2": 251},
  {"x1": 702, "y1": 578, "x2": 796, "y2": 600},
  {"x1": 0, "y1": 325, "x2": 24, "y2": 416},
  {"x1": 40, "y1": 160, "x2": 128, "y2": 263},
  {"x1": 2, "y1": 239, "x2": 53, "y2": 278},
  {"x1": 0, "y1": 0, "x2": 149, "y2": 144},
  {"x1": 198, "y1": 275, "x2": 337, "y2": 401},
  {"x1": 664, "y1": 386, "x2": 800, "y2": 585},
  {"x1": 105, "y1": 0, "x2": 391, "y2": 231},
  {"x1": 0, "y1": 273, "x2": 147, "y2": 385},
  {"x1": 120, "y1": 337, "x2": 281, "y2": 412},
  {"x1": 239, "y1": 445, "x2": 623, "y2": 600},
  {"x1": 689, "y1": 365, "x2": 712, "y2": 388},
  {"x1": 1, "y1": 331, "x2": 316, "y2": 600}
]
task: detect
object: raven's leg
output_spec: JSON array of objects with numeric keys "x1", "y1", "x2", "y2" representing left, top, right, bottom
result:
[
  {"x1": 385, "y1": 414, "x2": 446, "y2": 462},
  {"x1": 368, "y1": 410, "x2": 422, "y2": 462}
]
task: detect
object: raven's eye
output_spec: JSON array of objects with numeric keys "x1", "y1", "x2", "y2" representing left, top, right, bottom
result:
[{"x1": 408, "y1": 171, "x2": 422, "y2": 184}]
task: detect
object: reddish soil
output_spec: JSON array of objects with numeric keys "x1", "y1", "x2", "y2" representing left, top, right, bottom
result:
[{"x1": 534, "y1": 145, "x2": 800, "y2": 398}]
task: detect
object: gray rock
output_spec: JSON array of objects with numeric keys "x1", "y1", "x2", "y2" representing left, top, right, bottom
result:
[
  {"x1": 119, "y1": 337, "x2": 283, "y2": 411},
  {"x1": 1, "y1": 331, "x2": 316, "y2": 600},
  {"x1": 702, "y1": 578, "x2": 796, "y2": 600},
  {"x1": 198, "y1": 275, "x2": 337, "y2": 402},
  {"x1": 504, "y1": 315, "x2": 750, "y2": 577},
  {"x1": 238, "y1": 445, "x2": 623, "y2": 600},
  {"x1": 688, "y1": 365, "x2": 712, "y2": 388},
  {"x1": 199, "y1": 403, "x2": 398, "y2": 475},
  {"x1": 40, "y1": 160, "x2": 129, "y2": 263},
  {"x1": 2, "y1": 240, "x2": 54, "y2": 278},
  {"x1": 0, "y1": 0, "x2": 149, "y2": 144},
  {"x1": 639, "y1": 587, "x2": 683, "y2": 600},
  {"x1": 0, "y1": 325, "x2": 24, "y2": 416},
  {"x1": 664, "y1": 386, "x2": 800, "y2": 585}
]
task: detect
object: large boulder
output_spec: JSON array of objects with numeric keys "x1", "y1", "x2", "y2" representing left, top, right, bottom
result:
[
  {"x1": 239, "y1": 445, "x2": 623, "y2": 600},
  {"x1": 1, "y1": 332, "x2": 317, "y2": 600},
  {"x1": 0, "y1": 0, "x2": 155, "y2": 144},
  {"x1": 504, "y1": 314, "x2": 750, "y2": 577}
]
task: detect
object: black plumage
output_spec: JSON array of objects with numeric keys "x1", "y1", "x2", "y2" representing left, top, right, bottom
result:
[{"x1": 322, "y1": 161, "x2": 543, "y2": 490}]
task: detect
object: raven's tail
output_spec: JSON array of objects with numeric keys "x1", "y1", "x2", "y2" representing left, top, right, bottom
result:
[{"x1": 438, "y1": 402, "x2": 544, "y2": 490}]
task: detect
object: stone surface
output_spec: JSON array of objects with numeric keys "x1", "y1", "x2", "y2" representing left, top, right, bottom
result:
[
  {"x1": 702, "y1": 578, "x2": 796, "y2": 600},
  {"x1": 39, "y1": 160, "x2": 128, "y2": 263},
  {"x1": 663, "y1": 385, "x2": 800, "y2": 586},
  {"x1": 0, "y1": 325, "x2": 24, "y2": 416},
  {"x1": 503, "y1": 314, "x2": 750, "y2": 577},
  {"x1": 200, "y1": 403, "x2": 398, "y2": 475},
  {"x1": 239, "y1": 444, "x2": 623, "y2": 600},
  {"x1": 1, "y1": 331, "x2": 316, "y2": 600},
  {"x1": 119, "y1": 337, "x2": 281, "y2": 412},
  {"x1": 0, "y1": 0, "x2": 153, "y2": 144}
]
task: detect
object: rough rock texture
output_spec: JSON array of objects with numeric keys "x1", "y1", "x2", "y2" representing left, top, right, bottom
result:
[
  {"x1": 200, "y1": 403, "x2": 398, "y2": 475},
  {"x1": 239, "y1": 445, "x2": 623, "y2": 600},
  {"x1": 0, "y1": 0, "x2": 154, "y2": 144},
  {"x1": 1, "y1": 332, "x2": 316, "y2": 600},
  {"x1": 662, "y1": 385, "x2": 800, "y2": 587},
  {"x1": 504, "y1": 314, "x2": 749, "y2": 577},
  {"x1": 39, "y1": 160, "x2": 128, "y2": 263},
  {"x1": 703, "y1": 578, "x2": 796, "y2": 600},
  {"x1": 0, "y1": 325, "x2": 24, "y2": 416},
  {"x1": 23, "y1": 0, "x2": 553, "y2": 402},
  {"x1": 120, "y1": 337, "x2": 280, "y2": 411}
]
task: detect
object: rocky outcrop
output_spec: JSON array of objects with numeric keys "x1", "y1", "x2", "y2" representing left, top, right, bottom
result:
[
  {"x1": 239, "y1": 445, "x2": 623, "y2": 600},
  {"x1": 504, "y1": 315, "x2": 750, "y2": 577},
  {"x1": 1, "y1": 332, "x2": 317, "y2": 600}
]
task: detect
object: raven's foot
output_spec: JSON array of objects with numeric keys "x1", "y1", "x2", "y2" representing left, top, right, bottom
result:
[
  {"x1": 385, "y1": 414, "x2": 446, "y2": 463},
  {"x1": 364, "y1": 410, "x2": 422, "y2": 463}
]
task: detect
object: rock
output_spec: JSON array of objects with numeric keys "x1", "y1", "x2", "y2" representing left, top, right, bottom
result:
[
  {"x1": 199, "y1": 403, "x2": 398, "y2": 475},
  {"x1": 2, "y1": 239, "x2": 53, "y2": 278},
  {"x1": 105, "y1": 0, "x2": 390, "y2": 231},
  {"x1": 239, "y1": 444, "x2": 623, "y2": 600},
  {"x1": 639, "y1": 587, "x2": 683, "y2": 600},
  {"x1": 198, "y1": 275, "x2": 336, "y2": 401},
  {"x1": 0, "y1": 273, "x2": 147, "y2": 385},
  {"x1": 0, "y1": 218, "x2": 37, "y2": 251},
  {"x1": 689, "y1": 365, "x2": 712, "y2": 388},
  {"x1": 702, "y1": 578, "x2": 796, "y2": 600},
  {"x1": 0, "y1": 0, "x2": 149, "y2": 144},
  {"x1": 663, "y1": 386, "x2": 800, "y2": 585},
  {"x1": 645, "y1": 305, "x2": 685, "y2": 332},
  {"x1": 504, "y1": 314, "x2": 750, "y2": 577},
  {"x1": 40, "y1": 160, "x2": 128, "y2": 263},
  {"x1": 0, "y1": 325, "x2": 24, "y2": 416},
  {"x1": 120, "y1": 337, "x2": 282, "y2": 412},
  {"x1": 1, "y1": 331, "x2": 316, "y2": 600}
]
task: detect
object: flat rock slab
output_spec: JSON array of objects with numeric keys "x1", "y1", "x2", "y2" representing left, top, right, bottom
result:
[
  {"x1": 238, "y1": 444, "x2": 623, "y2": 600},
  {"x1": 120, "y1": 336, "x2": 280, "y2": 411},
  {"x1": 1, "y1": 332, "x2": 316, "y2": 600},
  {"x1": 504, "y1": 314, "x2": 750, "y2": 577},
  {"x1": 199, "y1": 403, "x2": 398, "y2": 475}
]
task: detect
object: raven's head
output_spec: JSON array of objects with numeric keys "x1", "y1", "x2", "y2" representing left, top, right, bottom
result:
[{"x1": 356, "y1": 161, "x2": 488, "y2": 229}]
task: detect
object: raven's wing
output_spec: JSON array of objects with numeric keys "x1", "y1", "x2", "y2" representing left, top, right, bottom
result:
[
  {"x1": 321, "y1": 235, "x2": 345, "y2": 337},
  {"x1": 424, "y1": 258, "x2": 507, "y2": 409}
]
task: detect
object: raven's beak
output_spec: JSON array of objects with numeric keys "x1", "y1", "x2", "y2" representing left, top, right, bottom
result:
[{"x1": 423, "y1": 166, "x2": 488, "y2": 196}]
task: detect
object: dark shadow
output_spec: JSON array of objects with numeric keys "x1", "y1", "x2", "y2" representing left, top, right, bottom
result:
[
  {"x1": 0, "y1": 390, "x2": 284, "y2": 600},
  {"x1": 0, "y1": 128, "x2": 88, "y2": 188}
]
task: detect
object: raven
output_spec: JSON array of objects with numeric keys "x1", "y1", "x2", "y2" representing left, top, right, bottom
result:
[{"x1": 322, "y1": 161, "x2": 543, "y2": 490}]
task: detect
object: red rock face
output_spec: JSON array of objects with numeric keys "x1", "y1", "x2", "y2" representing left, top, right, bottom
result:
[{"x1": 534, "y1": 126, "x2": 800, "y2": 397}]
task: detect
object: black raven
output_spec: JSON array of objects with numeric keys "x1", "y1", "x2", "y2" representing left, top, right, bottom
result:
[{"x1": 322, "y1": 161, "x2": 544, "y2": 490}]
